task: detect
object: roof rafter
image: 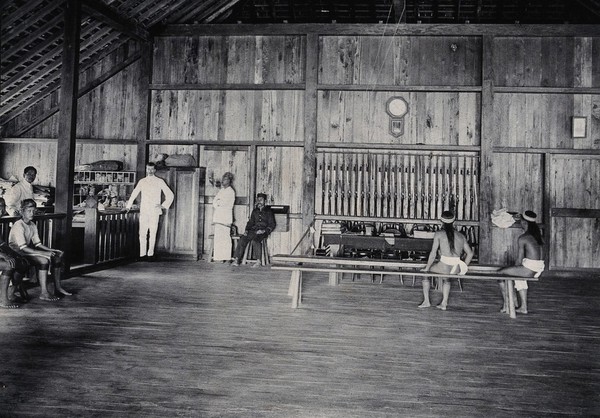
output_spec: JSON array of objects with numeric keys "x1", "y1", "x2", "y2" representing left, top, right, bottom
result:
[{"x1": 81, "y1": 0, "x2": 149, "y2": 41}]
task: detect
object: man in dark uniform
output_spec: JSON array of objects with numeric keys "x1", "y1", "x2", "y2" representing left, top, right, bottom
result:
[{"x1": 232, "y1": 193, "x2": 276, "y2": 267}]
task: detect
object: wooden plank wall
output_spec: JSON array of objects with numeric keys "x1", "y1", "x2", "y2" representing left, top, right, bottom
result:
[
  {"x1": 0, "y1": 142, "x2": 57, "y2": 185},
  {"x1": 152, "y1": 36, "x2": 306, "y2": 85},
  {"x1": 318, "y1": 91, "x2": 479, "y2": 145},
  {"x1": 318, "y1": 36, "x2": 482, "y2": 86},
  {"x1": 549, "y1": 155, "x2": 600, "y2": 269},
  {"x1": 151, "y1": 35, "x2": 307, "y2": 256},
  {"x1": 490, "y1": 36, "x2": 600, "y2": 268},
  {"x1": 3, "y1": 27, "x2": 600, "y2": 270},
  {"x1": 150, "y1": 90, "x2": 304, "y2": 142}
]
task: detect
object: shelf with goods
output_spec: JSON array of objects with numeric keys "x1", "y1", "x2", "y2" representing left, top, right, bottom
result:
[{"x1": 73, "y1": 171, "x2": 136, "y2": 208}]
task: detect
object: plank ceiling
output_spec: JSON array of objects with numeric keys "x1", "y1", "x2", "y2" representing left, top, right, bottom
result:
[{"x1": 1, "y1": 0, "x2": 600, "y2": 131}]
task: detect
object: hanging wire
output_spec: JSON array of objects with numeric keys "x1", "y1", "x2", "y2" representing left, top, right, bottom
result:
[{"x1": 366, "y1": 0, "x2": 406, "y2": 145}]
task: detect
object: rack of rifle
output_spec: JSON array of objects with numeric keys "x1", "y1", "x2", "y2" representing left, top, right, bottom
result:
[{"x1": 315, "y1": 150, "x2": 479, "y2": 221}]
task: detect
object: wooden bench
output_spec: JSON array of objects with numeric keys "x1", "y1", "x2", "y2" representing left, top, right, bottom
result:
[{"x1": 271, "y1": 254, "x2": 539, "y2": 319}]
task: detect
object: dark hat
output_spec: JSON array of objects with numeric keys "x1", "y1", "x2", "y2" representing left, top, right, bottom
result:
[{"x1": 256, "y1": 193, "x2": 267, "y2": 200}]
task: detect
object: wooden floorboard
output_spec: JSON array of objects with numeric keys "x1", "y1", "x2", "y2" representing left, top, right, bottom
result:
[{"x1": 1, "y1": 260, "x2": 599, "y2": 417}]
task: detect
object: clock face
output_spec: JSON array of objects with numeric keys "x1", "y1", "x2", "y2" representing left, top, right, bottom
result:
[{"x1": 386, "y1": 97, "x2": 408, "y2": 117}]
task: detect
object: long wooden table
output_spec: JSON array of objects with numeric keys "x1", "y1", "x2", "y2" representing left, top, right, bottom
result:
[
  {"x1": 321, "y1": 233, "x2": 433, "y2": 254},
  {"x1": 271, "y1": 254, "x2": 539, "y2": 319}
]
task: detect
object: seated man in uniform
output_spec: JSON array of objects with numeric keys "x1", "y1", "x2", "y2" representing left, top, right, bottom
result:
[
  {"x1": 498, "y1": 210, "x2": 544, "y2": 315},
  {"x1": 419, "y1": 210, "x2": 474, "y2": 310},
  {"x1": 232, "y1": 193, "x2": 276, "y2": 267}
]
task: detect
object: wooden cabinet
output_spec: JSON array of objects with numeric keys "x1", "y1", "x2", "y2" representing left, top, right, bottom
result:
[{"x1": 155, "y1": 167, "x2": 205, "y2": 259}]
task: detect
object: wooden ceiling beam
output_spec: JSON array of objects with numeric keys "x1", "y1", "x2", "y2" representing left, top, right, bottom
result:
[
  {"x1": 2, "y1": 25, "x2": 114, "y2": 93},
  {"x1": 575, "y1": 0, "x2": 600, "y2": 19},
  {"x1": 1, "y1": 0, "x2": 56, "y2": 29},
  {"x1": 1, "y1": 14, "x2": 63, "y2": 62},
  {"x1": 155, "y1": 0, "x2": 205, "y2": 25},
  {"x1": 81, "y1": 0, "x2": 149, "y2": 41},
  {"x1": 130, "y1": 0, "x2": 187, "y2": 26},
  {"x1": 2, "y1": 1, "x2": 62, "y2": 45},
  {"x1": 202, "y1": 0, "x2": 244, "y2": 23},
  {"x1": 2, "y1": 27, "x2": 121, "y2": 107}
]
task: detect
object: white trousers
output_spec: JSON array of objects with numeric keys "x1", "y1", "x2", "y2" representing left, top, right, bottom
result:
[{"x1": 139, "y1": 212, "x2": 160, "y2": 257}]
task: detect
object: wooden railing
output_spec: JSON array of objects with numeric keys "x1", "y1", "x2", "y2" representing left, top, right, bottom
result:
[
  {"x1": 78, "y1": 208, "x2": 139, "y2": 264},
  {"x1": 0, "y1": 213, "x2": 66, "y2": 249}
]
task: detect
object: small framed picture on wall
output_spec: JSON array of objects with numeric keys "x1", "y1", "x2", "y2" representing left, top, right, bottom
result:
[{"x1": 572, "y1": 116, "x2": 587, "y2": 138}]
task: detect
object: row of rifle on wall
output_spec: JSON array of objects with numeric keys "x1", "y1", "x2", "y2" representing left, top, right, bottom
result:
[{"x1": 315, "y1": 151, "x2": 479, "y2": 221}]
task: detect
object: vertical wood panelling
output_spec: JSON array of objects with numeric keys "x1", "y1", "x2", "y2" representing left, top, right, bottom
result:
[
  {"x1": 494, "y1": 93, "x2": 594, "y2": 148},
  {"x1": 150, "y1": 90, "x2": 304, "y2": 141},
  {"x1": 152, "y1": 36, "x2": 305, "y2": 85},
  {"x1": 318, "y1": 91, "x2": 479, "y2": 145},
  {"x1": 0, "y1": 143, "x2": 57, "y2": 186},
  {"x1": 150, "y1": 90, "x2": 221, "y2": 140},
  {"x1": 255, "y1": 146, "x2": 303, "y2": 213},
  {"x1": 255, "y1": 146, "x2": 304, "y2": 255},
  {"x1": 75, "y1": 144, "x2": 137, "y2": 170},
  {"x1": 77, "y1": 47, "x2": 144, "y2": 140},
  {"x1": 491, "y1": 153, "x2": 544, "y2": 214},
  {"x1": 319, "y1": 36, "x2": 482, "y2": 86},
  {"x1": 551, "y1": 156, "x2": 600, "y2": 209},
  {"x1": 551, "y1": 217, "x2": 600, "y2": 268},
  {"x1": 489, "y1": 153, "x2": 544, "y2": 265},
  {"x1": 494, "y1": 37, "x2": 584, "y2": 87}
]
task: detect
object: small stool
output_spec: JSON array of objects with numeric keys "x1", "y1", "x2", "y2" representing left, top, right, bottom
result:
[{"x1": 241, "y1": 239, "x2": 270, "y2": 266}]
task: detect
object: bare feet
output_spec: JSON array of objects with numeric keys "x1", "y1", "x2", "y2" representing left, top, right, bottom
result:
[
  {"x1": 436, "y1": 303, "x2": 447, "y2": 311},
  {"x1": 1, "y1": 301, "x2": 20, "y2": 309},
  {"x1": 39, "y1": 293, "x2": 60, "y2": 301},
  {"x1": 418, "y1": 302, "x2": 431, "y2": 308},
  {"x1": 56, "y1": 288, "x2": 72, "y2": 296},
  {"x1": 516, "y1": 307, "x2": 528, "y2": 314},
  {"x1": 500, "y1": 306, "x2": 508, "y2": 313}
]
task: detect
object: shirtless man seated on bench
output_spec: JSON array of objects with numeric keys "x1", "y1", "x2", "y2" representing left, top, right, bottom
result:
[
  {"x1": 498, "y1": 210, "x2": 545, "y2": 315},
  {"x1": 419, "y1": 210, "x2": 474, "y2": 311}
]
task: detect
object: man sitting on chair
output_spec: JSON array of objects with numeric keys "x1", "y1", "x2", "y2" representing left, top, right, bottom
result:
[{"x1": 232, "y1": 193, "x2": 276, "y2": 267}]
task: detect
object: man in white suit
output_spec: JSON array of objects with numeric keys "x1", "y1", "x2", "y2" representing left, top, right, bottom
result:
[{"x1": 126, "y1": 163, "x2": 174, "y2": 260}]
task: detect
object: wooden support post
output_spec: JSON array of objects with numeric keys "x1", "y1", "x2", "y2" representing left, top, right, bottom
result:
[
  {"x1": 136, "y1": 41, "x2": 153, "y2": 179},
  {"x1": 506, "y1": 279, "x2": 516, "y2": 319},
  {"x1": 56, "y1": 0, "x2": 81, "y2": 272},
  {"x1": 478, "y1": 35, "x2": 495, "y2": 264},
  {"x1": 83, "y1": 208, "x2": 99, "y2": 264},
  {"x1": 301, "y1": 33, "x2": 318, "y2": 253}
]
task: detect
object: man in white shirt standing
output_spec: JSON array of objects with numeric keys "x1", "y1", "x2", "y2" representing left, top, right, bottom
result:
[
  {"x1": 126, "y1": 163, "x2": 174, "y2": 261},
  {"x1": 4, "y1": 166, "x2": 37, "y2": 216}
]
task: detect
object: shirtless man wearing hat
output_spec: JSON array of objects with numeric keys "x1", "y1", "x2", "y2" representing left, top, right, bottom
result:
[
  {"x1": 419, "y1": 210, "x2": 474, "y2": 310},
  {"x1": 498, "y1": 210, "x2": 544, "y2": 314}
]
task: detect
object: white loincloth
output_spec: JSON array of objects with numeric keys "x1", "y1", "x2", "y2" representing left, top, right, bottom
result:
[
  {"x1": 439, "y1": 255, "x2": 468, "y2": 275},
  {"x1": 522, "y1": 258, "x2": 545, "y2": 278}
]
